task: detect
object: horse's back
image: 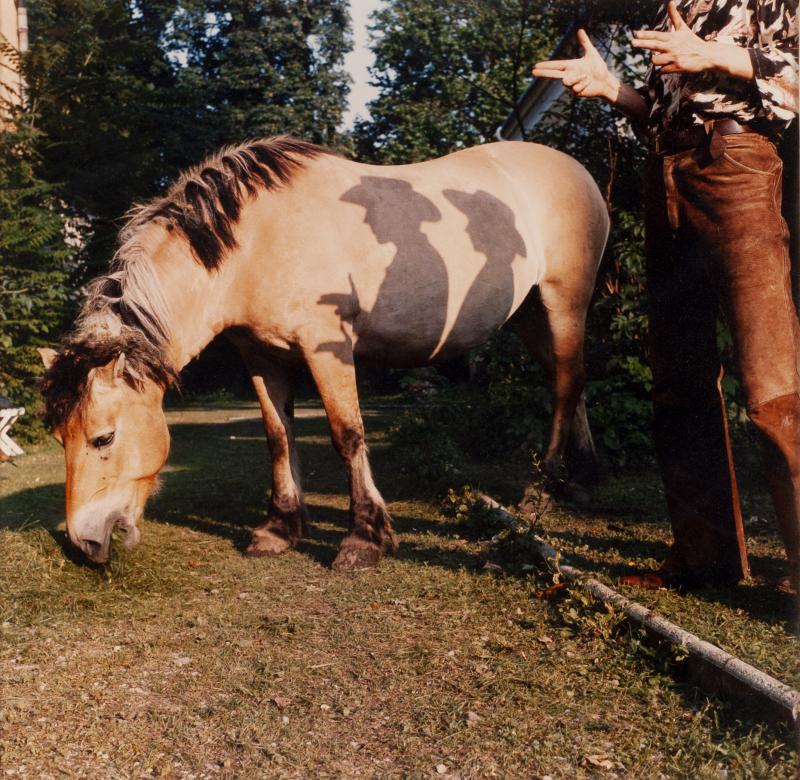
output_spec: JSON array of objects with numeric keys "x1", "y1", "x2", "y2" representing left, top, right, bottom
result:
[
  {"x1": 349, "y1": 139, "x2": 608, "y2": 280},
  {"x1": 241, "y1": 141, "x2": 607, "y2": 365}
]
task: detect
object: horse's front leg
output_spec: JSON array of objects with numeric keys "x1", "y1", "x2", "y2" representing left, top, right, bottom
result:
[
  {"x1": 303, "y1": 345, "x2": 397, "y2": 570},
  {"x1": 243, "y1": 354, "x2": 308, "y2": 556}
]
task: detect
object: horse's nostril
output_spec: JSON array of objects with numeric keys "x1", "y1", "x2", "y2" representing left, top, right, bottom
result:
[
  {"x1": 116, "y1": 523, "x2": 141, "y2": 549},
  {"x1": 80, "y1": 538, "x2": 105, "y2": 560}
]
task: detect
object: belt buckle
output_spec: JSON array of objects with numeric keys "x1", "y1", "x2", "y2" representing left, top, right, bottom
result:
[{"x1": 653, "y1": 134, "x2": 663, "y2": 155}]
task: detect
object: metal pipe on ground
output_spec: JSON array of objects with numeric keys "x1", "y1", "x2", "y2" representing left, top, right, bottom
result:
[{"x1": 475, "y1": 492, "x2": 800, "y2": 730}]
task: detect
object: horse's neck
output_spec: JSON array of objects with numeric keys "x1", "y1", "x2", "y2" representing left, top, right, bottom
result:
[{"x1": 147, "y1": 232, "x2": 233, "y2": 372}]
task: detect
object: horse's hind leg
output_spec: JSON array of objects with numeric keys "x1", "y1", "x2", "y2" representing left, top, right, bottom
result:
[
  {"x1": 511, "y1": 284, "x2": 598, "y2": 492},
  {"x1": 303, "y1": 346, "x2": 397, "y2": 571},
  {"x1": 242, "y1": 353, "x2": 308, "y2": 556}
]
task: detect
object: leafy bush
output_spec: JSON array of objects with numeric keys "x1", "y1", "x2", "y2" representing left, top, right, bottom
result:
[
  {"x1": 583, "y1": 208, "x2": 655, "y2": 468},
  {"x1": 0, "y1": 116, "x2": 72, "y2": 442},
  {"x1": 442, "y1": 485, "x2": 508, "y2": 539},
  {"x1": 387, "y1": 398, "x2": 468, "y2": 489},
  {"x1": 386, "y1": 345, "x2": 545, "y2": 490},
  {"x1": 387, "y1": 322, "x2": 657, "y2": 480}
]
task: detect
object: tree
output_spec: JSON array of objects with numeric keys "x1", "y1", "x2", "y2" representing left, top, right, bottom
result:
[
  {"x1": 0, "y1": 113, "x2": 71, "y2": 439},
  {"x1": 23, "y1": 0, "x2": 352, "y2": 277},
  {"x1": 23, "y1": 0, "x2": 188, "y2": 280},
  {"x1": 22, "y1": 0, "x2": 352, "y2": 282},
  {"x1": 354, "y1": 0, "x2": 558, "y2": 163},
  {"x1": 353, "y1": 1, "x2": 658, "y2": 165},
  {"x1": 171, "y1": 0, "x2": 352, "y2": 150}
]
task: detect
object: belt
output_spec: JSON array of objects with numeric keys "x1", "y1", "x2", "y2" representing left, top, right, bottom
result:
[{"x1": 651, "y1": 119, "x2": 755, "y2": 158}]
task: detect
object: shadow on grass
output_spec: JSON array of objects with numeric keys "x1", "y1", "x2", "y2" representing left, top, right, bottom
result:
[
  {"x1": 0, "y1": 410, "x2": 482, "y2": 573},
  {"x1": 2, "y1": 407, "x2": 797, "y2": 754},
  {"x1": 545, "y1": 527, "x2": 672, "y2": 569},
  {"x1": 545, "y1": 527, "x2": 797, "y2": 627},
  {"x1": 0, "y1": 409, "x2": 793, "y2": 619},
  {"x1": 293, "y1": 500, "x2": 470, "y2": 570}
]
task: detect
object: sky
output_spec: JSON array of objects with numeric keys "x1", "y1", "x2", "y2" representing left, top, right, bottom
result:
[{"x1": 342, "y1": 0, "x2": 383, "y2": 129}]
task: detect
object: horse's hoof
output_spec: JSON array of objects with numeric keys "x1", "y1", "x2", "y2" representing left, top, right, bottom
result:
[
  {"x1": 519, "y1": 490, "x2": 556, "y2": 517},
  {"x1": 563, "y1": 481, "x2": 592, "y2": 507},
  {"x1": 332, "y1": 540, "x2": 382, "y2": 572},
  {"x1": 245, "y1": 528, "x2": 294, "y2": 557}
]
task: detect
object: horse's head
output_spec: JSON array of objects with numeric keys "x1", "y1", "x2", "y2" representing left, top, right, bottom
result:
[{"x1": 39, "y1": 344, "x2": 171, "y2": 564}]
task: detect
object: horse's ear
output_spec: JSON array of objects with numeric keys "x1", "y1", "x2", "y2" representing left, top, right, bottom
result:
[
  {"x1": 95, "y1": 353, "x2": 127, "y2": 386},
  {"x1": 113, "y1": 353, "x2": 126, "y2": 381},
  {"x1": 37, "y1": 347, "x2": 58, "y2": 370}
]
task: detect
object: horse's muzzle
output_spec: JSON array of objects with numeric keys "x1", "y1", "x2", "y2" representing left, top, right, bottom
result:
[{"x1": 71, "y1": 510, "x2": 138, "y2": 563}]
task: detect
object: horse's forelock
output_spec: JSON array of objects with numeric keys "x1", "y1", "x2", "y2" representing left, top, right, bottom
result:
[{"x1": 41, "y1": 332, "x2": 177, "y2": 429}]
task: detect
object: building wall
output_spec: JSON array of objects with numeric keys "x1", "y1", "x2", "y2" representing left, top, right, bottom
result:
[{"x1": 1, "y1": 0, "x2": 26, "y2": 116}]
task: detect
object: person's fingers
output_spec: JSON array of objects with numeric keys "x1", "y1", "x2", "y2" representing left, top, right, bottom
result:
[
  {"x1": 577, "y1": 28, "x2": 598, "y2": 55},
  {"x1": 533, "y1": 70, "x2": 578, "y2": 83},
  {"x1": 667, "y1": 1, "x2": 685, "y2": 30},
  {"x1": 532, "y1": 66, "x2": 572, "y2": 79},
  {"x1": 652, "y1": 53, "x2": 674, "y2": 66},
  {"x1": 577, "y1": 75, "x2": 598, "y2": 96},
  {"x1": 531, "y1": 64, "x2": 559, "y2": 74},
  {"x1": 660, "y1": 63, "x2": 683, "y2": 73},
  {"x1": 563, "y1": 72, "x2": 585, "y2": 87},
  {"x1": 631, "y1": 37, "x2": 672, "y2": 52},
  {"x1": 533, "y1": 58, "x2": 578, "y2": 71},
  {"x1": 533, "y1": 71, "x2": 568, "y2": 81},
  {"x1": 634, "y1": 29, "x2": 671, "y2": 40}
]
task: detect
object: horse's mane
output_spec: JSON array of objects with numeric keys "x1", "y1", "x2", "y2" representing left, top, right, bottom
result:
[
  {"x1": 122, "y1": 135, "x2": 330, "y2": 271},
  {"x1": 42, "y1": 135, "x2": 330, "y2": 428}
]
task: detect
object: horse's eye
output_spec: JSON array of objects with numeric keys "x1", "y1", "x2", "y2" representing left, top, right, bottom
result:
[{"x1": 91, "y1": 432, "x2": 115, "y2": 449}]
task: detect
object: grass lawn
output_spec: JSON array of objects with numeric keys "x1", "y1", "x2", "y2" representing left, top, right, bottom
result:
[{"x1": 0, "y1": 403, "x2": 797, "y2": 779}]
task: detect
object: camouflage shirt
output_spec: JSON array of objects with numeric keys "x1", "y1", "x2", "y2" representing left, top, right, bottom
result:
[{"x1": 641, "y1": 0, "x2": 798, "y2": 135}]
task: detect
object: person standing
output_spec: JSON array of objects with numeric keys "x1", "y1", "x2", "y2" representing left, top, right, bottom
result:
[{"x1": 533, "y1": 1, "x2": 799, "y2": 593}]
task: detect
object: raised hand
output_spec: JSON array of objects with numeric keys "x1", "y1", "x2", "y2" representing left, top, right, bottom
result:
[
  {"x1": 632, "y1": 1, "x2": 713, "y2": 74},
  {"x1": 532, "y1": 29, "x2": 620, "y2": 101}
]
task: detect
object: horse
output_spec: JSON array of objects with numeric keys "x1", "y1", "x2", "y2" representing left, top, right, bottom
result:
[{"x1": 39, "y1": 136, "x2": 609, "y2": 570}]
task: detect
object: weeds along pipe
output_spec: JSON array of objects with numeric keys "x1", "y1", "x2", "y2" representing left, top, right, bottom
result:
[{"x1": 475, "y1": 493, "x2": 800, "y2": 729}]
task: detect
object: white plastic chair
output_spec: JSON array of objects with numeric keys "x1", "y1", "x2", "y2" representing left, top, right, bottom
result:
[{"x1": 0, "y1": 407, "x2": 25, "y2": 458}]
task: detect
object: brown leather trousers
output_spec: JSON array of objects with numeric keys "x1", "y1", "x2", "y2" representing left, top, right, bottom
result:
[{"x1": 645, "y1": 132, "x2": 800, "y2": 585}]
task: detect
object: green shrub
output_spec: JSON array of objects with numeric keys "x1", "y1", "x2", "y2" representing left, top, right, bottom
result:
[{"x1": 0, "y1": 116, "x2": 72, "y2": 442}]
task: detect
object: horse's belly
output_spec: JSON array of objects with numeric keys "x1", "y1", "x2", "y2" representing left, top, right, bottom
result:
[{"x1": 352, "y1": 283, "x2": 515, "y2": 367}]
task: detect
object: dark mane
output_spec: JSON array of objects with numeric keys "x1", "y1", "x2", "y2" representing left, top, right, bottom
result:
[
  {"x1": 41, "y1": 135, "x2": 330, "y2": 427},
  {"x1": 122, "y1": 135, "x2": 331, "y2": 270}
]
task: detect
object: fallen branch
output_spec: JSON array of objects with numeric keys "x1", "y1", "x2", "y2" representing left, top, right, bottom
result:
[{"x1": 475, "y1": 492, "x2": 800, "y2": 729}]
